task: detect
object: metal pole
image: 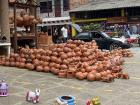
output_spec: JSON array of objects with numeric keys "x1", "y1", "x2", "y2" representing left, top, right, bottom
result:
[
  {"x1": 0, "y1": 0, "x2": 10, "y2": 42},
  {"x1": 14, "y1": 3, "x2": 18, "y2": 52}
]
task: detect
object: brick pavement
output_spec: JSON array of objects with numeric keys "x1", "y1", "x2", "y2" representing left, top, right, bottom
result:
[{"x1": 0, "y1": 47, "x2": 140, "y2": 105}]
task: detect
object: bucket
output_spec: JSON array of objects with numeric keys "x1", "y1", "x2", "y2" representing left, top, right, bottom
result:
[{"x1": 59, "y1": 95, "x2": 75, "y2": 105}]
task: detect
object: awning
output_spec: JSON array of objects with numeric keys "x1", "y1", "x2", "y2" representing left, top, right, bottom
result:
[
  {"x1": 70, "y1": 0, "x2": 140, "y2": 12},
  {"x1": 38, "y1": 16, "x2": 71, "y2": 26},
  {"x1": 43, "y1": 16, "x2": 71, "y2": 22}
]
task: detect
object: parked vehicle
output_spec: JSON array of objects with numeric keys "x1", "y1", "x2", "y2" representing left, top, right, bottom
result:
[
  {"x1": 127, "y1": 34, "x2": 140, "y2": 46},
  {"x1": 113, "y1": 34, "x2": 140, "y2": 46},
  {"x1": 112, "y1": 36, "x2": 128, "y2": 44},
  {"x1": 72, "y1": 31, "x2": 131, "y2": 50}
]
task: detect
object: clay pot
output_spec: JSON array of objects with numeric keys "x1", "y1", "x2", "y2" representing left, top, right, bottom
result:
[
  {"x1": 1, "y1": 61, "x2": 6, "y2": 66},
  {"x1": 85, "y1": 66, "x2": 92, "y2": 72},
  {"x1": 30, "y1": 54, "x2": 35, "y2": 59},
  {"x1": 5, "y1": 62, "x2": 10, "y2": 66},
  {"x1": 58, "y1": 70, "x2": 67, "y2": 78},
  {"x1": 23, "y1": 15, "x2": 30, "y2": 21},
  {"x1": 10, "y1": 62, "x2": 16, "y2": 67},
  {"x1": 20, "y1": 53, "x2": 25, "y2": 58},
  {"x1": 9, "y1": 57, "x2": 15, "y2": 62},
  {"x1": 32, "y1": 19, "x2": 38, "y2": 24},
  {"x1": 36, "y1": 66, "x2": 43, "y2": 72},
  {"x1": 29, "y1": 15, "x2": 35, "y2": 20},
  {"x1": 90, "y1": 70, "x2": 97, "y2": 74},
  {"x1": 87, "y1": 73, "x2": 96, "y2": 81},
  {"x1": 20, "y1": 10, "x2": 27, "y2": 17},
  {"x1": 26, "y1": 63, "x2": 35, "y2": 70},
  {"x1": 36, "y1": 54, "x2": 41, "y2": 59},
  {"x1": 20, "y1": 58, "x2": 26, "y2": 63},
  {"x1": 42, "y1": 62, "x2": 49, "y2": 67},
  {"x1": 81, "y1": 68, "x2": 86, "y2": 73},
  {"x1": 52, "y1": 68, "x2": 59, "y2": 75},
  {"x1": 19, "y1": 62, "x2": 25, "y2": 68},
  {"x1": 75, "y1": 72, "x2": 85, "y2": 80},
  {"x1": 33, "y1": 59, "x2": 40, "y2": 66},
  {"x1": 95, "y1": 73, "x2": 101, "y2": 81},
  {"x1": 106, "y1": 70, "x2": 111, "y2": 74},
  {"x1": 121, "y1": 73, "x2": 129, "y2": 79},
  {"x1": 100, "y1": 71, "x2": 107, "y2": 77},
  {"x1": 43, "y1": 66, "x2": 50, "y2": 72},
  {"x1": 67, "y1": 70, "x2": 75, "y2": 79},
  {"x1": 15, "y1": 62, "x2": 20, "y2": 67},
  {"x1": 101, "y1": 75, "x2": 113, "y2": 83},
  {"x1": 83, "y1": 72, "x2": 88, "y2": 79},
  {"x1": 61, "y1": 64, "x2": 68, "y2": 69}
]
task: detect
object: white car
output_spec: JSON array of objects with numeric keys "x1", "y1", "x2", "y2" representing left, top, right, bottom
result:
[
  {"x1": 112, "y1": 34, "x2": 140, "y2": 46},
  {"x1": 112, "y1": 36, "x2": 128, "y2": 43}
]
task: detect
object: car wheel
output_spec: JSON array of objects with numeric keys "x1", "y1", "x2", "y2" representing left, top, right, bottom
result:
[
  {"x1": 138, "y1": 39, "x2": 140, "y2": 47},
  {"x1": 109, "y1": 43, "x2": 119, "y2": 50},
  {"x1": 138, "y1": 43, "x2": 140, "y2": 47}
]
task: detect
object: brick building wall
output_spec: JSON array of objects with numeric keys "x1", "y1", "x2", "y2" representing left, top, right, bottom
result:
[
  {"x1": 37, "y1": 0, "x2": 69, "y2": 18},
  {"x1": 37, "y1": 0, "x2": 92, "y2": 18},
  {"x1": 69, "y1": 0, "x2": 91, "y2": 9}
]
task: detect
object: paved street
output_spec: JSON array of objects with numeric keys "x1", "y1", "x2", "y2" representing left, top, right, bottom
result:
[{"x1": 0, "y1": 47, "x2": 140, "y2": 105}]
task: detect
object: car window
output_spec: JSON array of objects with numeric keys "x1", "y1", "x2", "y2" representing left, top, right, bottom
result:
[
  {"x1": 101, "y1": 32, "x2": 110, "y2": 38},
  {"x1": 76, "y1": 32, "x2": 90, "y2": 39},
  {"x1": 91, "y1": 32, "x2": 103, "y2": 38}
]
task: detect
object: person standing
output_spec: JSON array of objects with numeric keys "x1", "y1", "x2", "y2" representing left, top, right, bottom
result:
[
  {"x1": 53, "y1": 28, "x2": 58, "y2": 43},
  {"x1": 61, "y1": 25, "x2": 68, "y2": 43}
]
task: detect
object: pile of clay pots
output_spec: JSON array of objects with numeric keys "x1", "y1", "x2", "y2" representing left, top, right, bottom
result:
[
  {"x1": 9, "y1": 10, "x2": 42, "y2": 27},
  {"x1": 0, "y1": 40, "x2": 133, "y2": 82}
]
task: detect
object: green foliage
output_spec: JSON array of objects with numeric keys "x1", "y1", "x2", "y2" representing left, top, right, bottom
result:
[{"x1": 82, "y1": 23, "x2": 101, "y2": 31}]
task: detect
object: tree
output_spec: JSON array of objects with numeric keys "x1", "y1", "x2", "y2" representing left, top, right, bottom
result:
[{"x1": 82, "y1": 23, "x2": 101, "y2": 31}]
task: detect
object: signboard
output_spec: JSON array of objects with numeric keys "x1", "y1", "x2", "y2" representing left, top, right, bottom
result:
[{"x1": 107, "y1": 17, "x2": 127, "y2": 24}]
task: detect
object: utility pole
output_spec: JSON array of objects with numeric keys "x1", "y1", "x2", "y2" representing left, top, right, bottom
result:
[{"x1": 0, "y1": 0, "x2": 10, "y2": 42}]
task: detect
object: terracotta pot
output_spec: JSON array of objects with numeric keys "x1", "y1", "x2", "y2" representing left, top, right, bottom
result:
[
  {"x1": 50, "y1": 67, "x2": 58, "y2": 75},
  {"x1": 43, "y1": 66, "x2": 50, "y2": 72},
  {"x1": 100, "y1": 71, "x2": 107, "y2": 77},
  {"x1": 101, "y1": 76, "x2": 113, "y2": 83},
  {"x1": 5, "y1": 62, "x2": 10, "y2": 66},
  {"x1": 10, "y1": 62, "x2": 16, "y2": 67},
  {"x1": 58, "y1": 70, "x2": 67, "y2": 78},
  {"x1": 36, "y1": 66, "x2": 43, "y2": 72},
  {"x1": 87, "y1": 73, "x2": 96, "y2": 81},
  {"x1": 83, "y1": 72, "x2": 88, "y2": 79},
  {"x1": 85, "y1": 66, "x2": 92, "y2": 72},
  {"x1": 26, "y1": 63, "x2": 35, "y2": 70},
  {"x1": 53, "y1": 68, "x2": 59, "y2": 75},
  {"x1": 19, "y1": 62, "x2": 25, "y2": 68},
  {"x1": 9, "y1": 57, "x2": 15, "y2": 62},
  {"x1": 121, "y1": 73, "x2": 129, "y2": 79},
  {"x1": 90, "y1": 70, "x2": 97, "y2": 74},
  {"x1": 15, "y1": 62, "x2": 20, "y2": 67},
  {"x1": 1, "y1": 61, "x2": 6, "y2": 66},
  {"x1": 95, "y1": 73, "x2": 101, "y2": 81},
  {"x1": 67, "y1": 70, "x2": 75, "y2": 79},
  {"x1": 75, "y1": 72, "x2": 85, "y2": 80},
  {"x1": 106, "y1": 70, "x2": 111, "y2": 74}
]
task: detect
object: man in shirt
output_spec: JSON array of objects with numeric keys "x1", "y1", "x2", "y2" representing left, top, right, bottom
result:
[{"x1": 61, "y1": 25, "x2": 68, "y2": 43}]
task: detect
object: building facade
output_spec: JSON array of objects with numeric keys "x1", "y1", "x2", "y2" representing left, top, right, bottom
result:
[
  {"x1": 37, "y1": 0, "x2": 92, "y2": 41},
  {"x1": 37, "y1": 0, "x2": 69, "y2": 18},
  {"x1": 37, "y1": 0, "x2": 91, "y2": 18},
  {"x1": 70, "y1": 0, "x2": 140, "y2": 36},
  {"x1": 69, "y1": 0, "x2": 91, "y2": 10}
]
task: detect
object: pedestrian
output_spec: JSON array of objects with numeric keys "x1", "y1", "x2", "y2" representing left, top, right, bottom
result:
[
  {"x1": 61, "y1": 25, "x2": 68, "y2": 43},
  {"x1": 53, "y1": 28, "x2": 58, "y2": 43}
]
